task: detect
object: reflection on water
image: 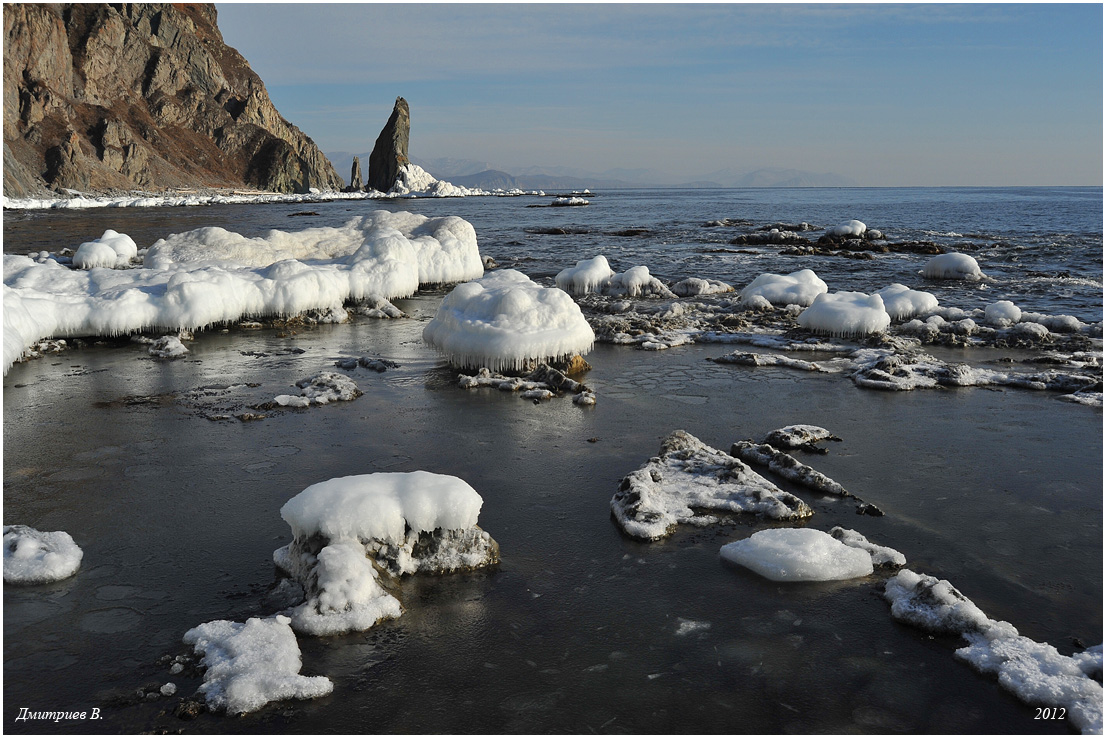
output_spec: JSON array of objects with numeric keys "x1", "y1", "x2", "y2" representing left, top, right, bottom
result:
[{"x1": 3, "y1": 299, "x2": 1097, "y2": 734}]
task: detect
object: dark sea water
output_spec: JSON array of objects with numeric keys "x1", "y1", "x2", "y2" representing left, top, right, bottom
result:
[{"x1": 2, "y1": 187, "x2": 1102, "y2": 734}]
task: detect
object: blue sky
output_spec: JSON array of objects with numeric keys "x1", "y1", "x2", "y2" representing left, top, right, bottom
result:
[{"x1": 216, "y1": 3, "x2": 1103, "y2": 186}]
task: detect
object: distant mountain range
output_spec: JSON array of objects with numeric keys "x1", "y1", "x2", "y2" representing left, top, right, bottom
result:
[{"x1": 326, "y1": 152, "x2": 858, "y2": 190}]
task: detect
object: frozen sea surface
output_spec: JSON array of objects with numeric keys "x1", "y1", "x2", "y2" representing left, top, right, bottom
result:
[{"x1": 3, "y1": 293, "x2": 1100, "y2": 734}]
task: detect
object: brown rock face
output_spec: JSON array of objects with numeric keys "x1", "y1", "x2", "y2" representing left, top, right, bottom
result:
[
  {"x1": 367, "y1": 96, "x2": 409, "y2": 192},
  {"x1": 3, "y1": 3, "x2": 343, "y2": 197}
]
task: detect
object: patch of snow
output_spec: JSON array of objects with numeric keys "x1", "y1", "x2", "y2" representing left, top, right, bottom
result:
[
  {"x1": 3, "y1": 525, "x2": 83, "y2": 584},
  {"x1": 73, "y1": 230, "x2": 138, "y2": 269}
]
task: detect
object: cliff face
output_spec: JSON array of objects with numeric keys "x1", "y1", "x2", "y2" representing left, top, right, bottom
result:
[
  {"x1": 368, "y1": 97, "x2": 409, "y2": 192},
  {"x1": 3, "y1": 3, "x2": 342, "y2": 197}
]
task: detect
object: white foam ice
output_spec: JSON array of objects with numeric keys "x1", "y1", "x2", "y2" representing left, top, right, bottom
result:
[
  {"x1": 739, "y1": 269, "x2": 828, "y2": 307},
  {"x1": 3, "y1": 525, "x2": 84, "y2": 584},
  {"x1": 798, "y1": 291, "x2": 891, "y2": 337},
  {"x1": 876, "y1": 283, "x2": 939, "y2": 320},
  {"x1": 555, "y1": 255, "x2": 615, "y2": 295},
  {"x1": 72, "y1": 230, "x2": 138, "y2": 269},
  {"x1": 719, "y1": 528, "x2": 874, "y2": 581},
  {"x1": 423, "y1": 270, "x2": 595, "y2": 372},
  {"x1": 922, "y1": 253, "x2": 985, "y2": 281},
  {"x1": 183, "y1": 615, "x2": 333, "y2": 714}
]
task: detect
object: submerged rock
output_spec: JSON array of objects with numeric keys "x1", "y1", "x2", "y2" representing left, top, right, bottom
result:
[{"x1": 610, "y1": 430, "x2": 812, "y2": 541}]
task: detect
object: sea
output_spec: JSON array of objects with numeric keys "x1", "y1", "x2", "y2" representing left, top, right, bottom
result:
[{"x1": 2, "y1": 187, "x2": 1102, "y2": 734}]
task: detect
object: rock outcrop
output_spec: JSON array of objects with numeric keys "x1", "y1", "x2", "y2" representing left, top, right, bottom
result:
[
  {"x1": 367, "y1": 96, "x2": 409, "y2": 192},
  {"x1": 347, "y1": 155, "x2": 363, "y2": 191},
  {"x1": 3, "y1": 3, "x2": 343, "y2": 197}
]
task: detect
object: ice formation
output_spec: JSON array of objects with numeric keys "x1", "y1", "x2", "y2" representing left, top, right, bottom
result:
[
  {"x1": 182, "y1": 615, "x2": 333, "y2": 714},
  {"x1": 763, "y1": 425, "x2": 841, "y2": 450},
  {"x1": 146, "y1": 335, "x2": 189, "y2": 359},
  {"x1": 610, "y1": 431, "x2": 812, "y2": 541},
  {"x1": 884, "y1": 569, "x2": 1102, "y2": 734},
  {"x1": 984, "y1": 300, "x2": 1022, "y2": 327},
  {"x1": 671, "y1": 278, "x2": 734, "y2": 297},
  {"x1": 828, "y1": 527, "x2": 906, "y2": 568},
  {"x1": 555, "y1": 255, "x2": 615, "y2": 295},
  {"x1": 604, "y1": 266, "x2": 677, "y2": 298},
  {"x1": 3, "y1": 525, "x2": 84, "y2": 584},
  {"x1": 272, "y1": 372, "x2": 362, "y2": 408},
  {"x1": 274, "y1": 472, "x2": 498, "y2": 634},
  {"x1": 876, "y1": 284, "x2": 939, "y2": 320},
  {"x1": 72, "y1": 229, "x2": 138, "y2": 269},
  {"x1": 551, "y1": 196, "x2": 589, "y2": 206},
  {"x1": 719, "y1": 528, "x2": 874, "y2": 582},
  {"x1": 709, "y1": 351, "x2": 828, "y2": 372},
  {"x1": 422, "y1": 270, "x2": 595, "y2": 372},
  {"x1": 730, "y1": 441, "x2": 850, "y2": 497},
  {"x1": 797, "y1": 291, "x2": 891, "y2": 337},
  {"x1": 738, "y1": 269, "x2": 828, "y2": 307},
  {"x1": 922, "y1": 253, "x2": 984, "y2": 281},
  {"x1": 4, "y1": 211, "x2": 481, "y2": 372},
  {"x1": 458, "y1": 364, "x2": 589, "y2": 401},
  {"x1": 827, "y1": 219, "x2": 867, "y2": 237}
]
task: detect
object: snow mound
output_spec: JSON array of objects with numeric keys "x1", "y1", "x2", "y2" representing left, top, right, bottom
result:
[
  {"x1": 922, "y1": 253, "x2": 984, "y2": 281},
  {"x1": 720, "y1": 528, "x2": 874, "y2": 581},
  {"x1": 798, "y1": 291, "x2": 890, "y2": 337},
  {"x1": 555, "y1": 255, "x2": 614, "y2": 295},
  {"x1": 423, "y1": 270, "x2": 595, "y2": 372},
  {"x1": 877, "y1": 284, "x2": 939, "y2": 320},
  {"x1": 183, "y1": 615, "x2": 333, "y2": 714},
  {"x1": 148, "y1": 335, "x2": 189, "y2": 359},
  {"x1": 3, "y1": 525, "x2": 83, "y2": 584},
  {"x1": 610, "y1": 430, "x2": 812, "y2": 541},
  {"x1": 827, "y1": 219, "x2": 867, "y2": 237},
  {"x1": 73, "y1": 230, "x2": 138, "y2": 269},
  {"x1": 739, "y1": 269, "x2": 828, "y2": 307},
  {"x1": 604, "y1": 266, "x2": 676, "y2": 298},
  {"x1": 985, "y1": 300, "x2": 1022, "y2": 327},
  {"x1": 285, "y1": 541, "x2": 403, "y2": 636}
]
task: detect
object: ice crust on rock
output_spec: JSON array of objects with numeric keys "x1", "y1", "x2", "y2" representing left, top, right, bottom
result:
[
  {"x1": 182, "y1": 615, "x2": 333, "y2": 714},
  {"x1": 72, "y1": 230, "x2": 138, "y2": 269},
  {"x1": 555, "y1": 255, "x2": 615, "y2": 295},
  {"x1": 985, "y1": 300, "x2": 1022, "y2": 327},
  {"x1": 730, "y1": 441, "x2": 850, "y2": 498},
  {"x1": 3, "y1": 525, "x2": 84, "y2": 584},
  {"x1": 739, "y1": 269, "x2": 828, "y2": 307},
  {"x1": 458, "y1": 364, "x2": 589, "y2": 400},
  {"x1": 273, "y1": 372, "x2": 362, "y2": 408},
  {"x1": 610, "y1": 430, "x2": 812, "y2": 541},
  {"x1": 148, "y1": 335, "x2": 189, "y2": 359},
  {"x1": 764, "y1": 425, "x2": 841, "y2": 449},
  {"x1": 4, "y1": 211, "x2": 481, "y2": 373},
  {"x1": 876, "y1": 284, "x2": 939, "y2": 321},
  {"x1": 827, "y1": 219, "x2": 867, "y2": 238},
  {"x1": 709, "y1": 352, "x2": 828, "y2": 372},
  {"x1": 797, "y1": 291, "x2": 891, "y2": 337},
  {"x1": 828, "y1": 527, "x2": 906, "y2": 568},
  {"x1": 274, "y1": 472, "x2": 498, "y2": 635},
  {"x1": 884, "y1": 569, "x2": 1103, "y2": 734},
  {"x1": 922, "y1": 253, "x2": 984, "y2": 281},
  {"x1": 671, "y1": 278, "x2": 734, "y2": 297},
  {"x1": 719, "y1": 528, "x2": 874, "y2": 582},
  {"x1": 423, "y1": 270, "x2": 595, "y2": 372},
  {"x1": 604, "y1": 266, "x2": 677, "y2": 298}
]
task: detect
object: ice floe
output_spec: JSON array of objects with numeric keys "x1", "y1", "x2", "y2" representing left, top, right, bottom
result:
[
  {"x1": 719, "y1": 528, "x2": 874, "y2": 582},
  {"x1": 182, "y1": 615, "x2": 333, "y2": 714},
  {"x1": 423, "y1": 270, "x2": 595, "y2": 372},
  {"x1": 797, "y1": 291, "x2": 891, "y2": 337},
  {"x1": 739, "y1": 269, "x2": 828, "y2": 307},
  {"x1": 884, "y1": 569, "x2": 1103, "y2": 734},
  {"x1": 3, "y1": 525, "x2": 84, "y2": 584},
  {"x1": 922, "y1": 253, "x2": 985, "y2": 281},
  {"x1": 610, "y1": 430, "x2": 811, "y2": 541}
]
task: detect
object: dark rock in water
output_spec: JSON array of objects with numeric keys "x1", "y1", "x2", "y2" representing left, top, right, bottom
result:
[
  {"x1": 3, "y1": 3, "x2": 342, "y2": 196},
  {"x1": 368, "y1": 97, "x2": 410, "y2": 192},
  {"x1": 730, "y1": 230, "x2": 810, "y2": 246},
  {"x1": 348, "y1": 156, "x2": 364, "y2": 191}
]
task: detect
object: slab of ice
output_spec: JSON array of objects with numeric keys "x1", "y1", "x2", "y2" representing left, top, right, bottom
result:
[
  {"x1": 555, "y1": 255, "x2": 614, "y2": 295},
  {"x1": 719, "y1": 528, "x2": 874, "y2": 581},
  {"x1": 876, "y1": 284, "x2": 939, "y2": 320},
  {"x1": 922, "y1": 253, "x2": 984, "y2": 281},
  {"x1": 3, "y1": 525, "x2": 84, "y2": 584},
  {"x1": 884, "y1": 569, "x2": 1103, "y2": 734},
  {"x1": 798, "y1": 291, "x2": 890, "y2": 337},
  {"x1": 183, "y1": 615, "x2": 333, "y2": 714},
  {"x1": 551, "y1": 196, "x2": 589, "y2": 206},
  {"x1": 828, "y1": 527, "x2": 905, "y2": 568},
  {"x1": 73, "y1": 230, "x2": 138, "y2": 269},
  {"x1": 423, "y1": 270, "x2": 595, "y2": 372},
  {"x1": 610, "y1": 430, "x2": 812, "y2": 541},
  {"x1": 739, "y1": 269, "x2": 828, "y2": 307}
]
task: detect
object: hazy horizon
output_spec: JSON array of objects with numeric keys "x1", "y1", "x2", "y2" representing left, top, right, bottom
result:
[{"x1": 216, "y1": 3, "x2": 1103, "y2": 188}]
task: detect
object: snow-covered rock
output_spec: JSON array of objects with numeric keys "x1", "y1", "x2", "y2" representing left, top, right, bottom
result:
[
  {"x1": 148, "y1": 335, "x2": 189, "y2": 359},
  {"x1": 984, "y1": 300, "x2": 1022, "y2": 327},
  {"x1": 763, "y1": 425, "x2": 841, "y2": 450},
  {"x1": 719, "y1": 528, "x2": 874, "y2": 581},
  {"x1": 273, "y1": 372, "x2": 362, "y2": 408},
  {"x1": 423, "y1": 270, "x2": 595, "y2": 372},
  {"x1": 877, "y1": 284, "x2": 939, "y2": 321},
  {"x1": 183, "y1": 615, "x2": 333, "y2": 714},
  {"x1": 3, "y1": 525, "x2": 83, "y2": 584},
  {"x1": 739, "y1": 269, "x2": 828, "y2": 307},
  {"x1": 610, "y1": 430, "x2": 812, "y2": 541},
  {"x1": 604, "y1": 266, "x2": 676, "y2": 298},
  {"x1": 72, "y1": 229, "x2": 138, "y2": 269},
  {"x1": 827, "y1": 219, "x2": 867, "y2": 238},
  {"x1": 798, "y1": 291, "x2": 891, "y2": 337},
  {"x1": 671, "y1": 278, "x2": 734, "y2": 297},
  {"x1": 922, "y1": 253, "x2": 984, "y2": 281},
  {"x1": 555, "y1": 255, "x2": 615, "y2": 295},
  {"x1": 828, "y1": 527, "x2": 905, "y2": 568}
]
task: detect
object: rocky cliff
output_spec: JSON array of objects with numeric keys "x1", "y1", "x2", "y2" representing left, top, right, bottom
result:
[
  {"x1": 367, "y1": 96, "x2": 409, "y2": 192},
  {"x1": 3, "y1": 3, "x2": 343, "y2": 197}
]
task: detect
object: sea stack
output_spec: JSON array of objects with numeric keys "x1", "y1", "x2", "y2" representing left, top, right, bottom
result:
[
  {"x1": 368, "y1": 97, "x2": 410, "y2": 193},
  {"x1": 348, "y1": 156, "x2": 364, "y2": 191}
]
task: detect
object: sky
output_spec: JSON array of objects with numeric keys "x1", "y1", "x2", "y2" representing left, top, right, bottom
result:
[{"x1": 216, "y1": 3, "x2": 1103, "y2": 187}]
